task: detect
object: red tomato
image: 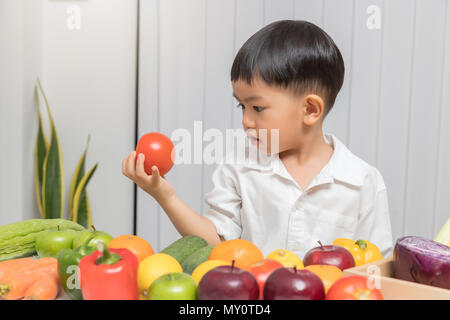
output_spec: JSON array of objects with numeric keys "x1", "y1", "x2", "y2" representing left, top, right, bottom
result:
[
  {"x1": 325, "y1": 275, "x2": 383, "y2": 300},
  {"x1": 244, "y1": 259, "x2": 284, "y2": 300},
  {"x1": 135, "y1": 132, "x2": 175, "y2": 176}
]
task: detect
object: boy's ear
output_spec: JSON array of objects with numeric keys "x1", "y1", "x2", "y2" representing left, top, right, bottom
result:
[{"x1": 303, "y1": 94, "x2": 324, "y2": 125}]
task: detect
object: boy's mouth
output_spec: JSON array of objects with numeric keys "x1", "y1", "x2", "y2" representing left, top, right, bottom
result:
[
  {"x1": 249, "y1": 136, "x2": 260, "y2": 145},
  {"x1": 246, "y1": 129, "x2": 261, "y2": 145}
]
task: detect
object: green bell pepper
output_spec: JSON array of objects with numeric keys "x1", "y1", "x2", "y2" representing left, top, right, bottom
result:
[{"x1": 57, "y1": 236, "x2": 96, "y2": 300}]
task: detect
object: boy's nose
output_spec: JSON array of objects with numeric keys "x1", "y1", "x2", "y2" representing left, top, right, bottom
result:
[{"x1": 242, "y1": 112, "x2": 256, "y2": 130}]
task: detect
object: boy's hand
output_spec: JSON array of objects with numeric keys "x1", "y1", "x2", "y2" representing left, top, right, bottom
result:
[{"x1": 122, "y1": 151, "x2": 175, "y2": 204}]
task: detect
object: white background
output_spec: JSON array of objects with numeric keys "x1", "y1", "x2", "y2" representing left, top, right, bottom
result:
[{"x1": 1, "y1": 0, "x2": 449, "y2": 253}]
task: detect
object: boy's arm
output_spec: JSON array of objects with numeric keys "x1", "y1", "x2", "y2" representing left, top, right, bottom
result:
[
  {"x1": 122, "y1": 151, "x2": 223, "y2": 244},
  {"x1": 158, "y1": 194, "x2": 224, "y2": 245}
]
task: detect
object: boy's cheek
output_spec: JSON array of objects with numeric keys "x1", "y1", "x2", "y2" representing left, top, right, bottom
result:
[
  {"x1": 262, "y1": 140, "x2": 282, "y2": 155},
  {"x1": 267, "y1": 133, "x2": 284, "y2": 154}
]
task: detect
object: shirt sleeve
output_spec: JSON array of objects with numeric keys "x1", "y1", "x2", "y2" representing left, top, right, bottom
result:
[
  {"x1": 202, "y1": 163, "x2": 242, "y2": 240},
  {"x1": 354, "y1": 168, "x2": 394, "y2": 258}
]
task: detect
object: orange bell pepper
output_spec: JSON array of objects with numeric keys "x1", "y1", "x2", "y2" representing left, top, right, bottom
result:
[{"x1": 332, "y1": 238, "x2": 382, "y2": 266}]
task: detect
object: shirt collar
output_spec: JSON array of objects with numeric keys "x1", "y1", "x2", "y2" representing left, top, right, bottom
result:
[
  {"x1": 240, "y1": 133, "x2": 364, "y2": 187},
  {"x1": 325, "y1": 133, "x2": 364, "y2": 187}
]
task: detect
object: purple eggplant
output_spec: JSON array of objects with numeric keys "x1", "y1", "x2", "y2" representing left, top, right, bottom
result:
[{"x1": 393, "y1": 236, "x2": 450, "y2": 289}]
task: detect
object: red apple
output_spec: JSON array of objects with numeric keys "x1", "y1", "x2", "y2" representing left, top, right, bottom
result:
[
  {"x1": 197, "y1": 261, "x2": 259, "y2": 300},
  {"x1": 303, "y1": 241, "x2": 355, "y2": 271},
  {"x1": 244, "y1": 259, "x2": 283, "y2": 300},
  {"x1": 263, "y1": 267, "x2": 325, "y2": 300}
]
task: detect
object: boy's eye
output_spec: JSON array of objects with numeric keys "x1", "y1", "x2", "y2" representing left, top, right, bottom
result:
[{"x1": 235, "y1": 103, "x2": 264, "y2": 113}]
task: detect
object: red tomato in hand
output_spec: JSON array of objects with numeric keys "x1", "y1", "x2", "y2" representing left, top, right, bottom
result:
[
  {"x1": 243, "y1": 259, "x2": 283, "y2": 300},
  {"x1": 135, "y1": 132, "x2": 175, "y2": 176},
  {"x1": 325, "y1": 275, "x2": 383, "y2": 300}
]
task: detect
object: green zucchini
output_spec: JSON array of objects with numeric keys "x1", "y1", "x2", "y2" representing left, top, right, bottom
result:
[
  {"x1": 181, "y1": 244, "x2": 215, "y2": 274},
  {"x1": 160, "y1": 235, "x2": 208, "y2": 264},
  {"x1": 0, "y1": 218, "x2": 85, "y2": 261}
]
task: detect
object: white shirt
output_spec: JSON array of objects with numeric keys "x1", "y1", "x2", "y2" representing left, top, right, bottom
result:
[{"x1": 202, "y1": 133, "x2": 394, "y2": 260}]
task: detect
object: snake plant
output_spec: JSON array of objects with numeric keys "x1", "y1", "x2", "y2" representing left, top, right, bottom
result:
[{"x1": 34, "y1": 79, "x2": 98, "y2": 228}]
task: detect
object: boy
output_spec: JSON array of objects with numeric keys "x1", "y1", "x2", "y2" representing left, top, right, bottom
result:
[{"x1": 122, "y1": 20, "x2": 394, "y2": 259}]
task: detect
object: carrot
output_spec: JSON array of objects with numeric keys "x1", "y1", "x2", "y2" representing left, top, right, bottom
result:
[
  {"x1": 0, "y1": 257, "x2": 56, "y2": 283},
  {"x1": 0, "y1": 262, "x2": 58, "y2": 300},
  {"x1": 24, "y1": 273, "x2": 59, "y2": 300},
  {"x1": 0, "y1": 257, "x2": 35, "y2": 279}
]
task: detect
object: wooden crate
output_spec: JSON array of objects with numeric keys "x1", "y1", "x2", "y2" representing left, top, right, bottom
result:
[{"x1": 343, "y1": 257, "x2": 450, "y2": 300}]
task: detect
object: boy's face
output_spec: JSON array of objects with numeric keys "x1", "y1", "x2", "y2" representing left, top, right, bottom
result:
[{"x1": 232, "y1": 78, "x2": 317, "y2": 155}]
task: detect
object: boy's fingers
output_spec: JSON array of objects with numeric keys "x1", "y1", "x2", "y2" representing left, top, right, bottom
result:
[
  {"x1": 121, "y1": 158, "x2": 127, "y2": 176},
  {"x1": 150, "y1": 166, "x2": 160, "y2": 185},
  {"x1": 135, "y1": 153, "x2": 147, "y2": 178},
  {"x1": 122, "y1": 152, "x2": 133, "y2": 176},
  {"x1": 126, "y1": 151, "x2": 137, "y2": 176}
]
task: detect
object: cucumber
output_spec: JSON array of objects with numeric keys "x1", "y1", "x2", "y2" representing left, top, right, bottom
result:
[
  {"x1": 181, "y1": 244, "x2": 215, "y2": 274},
  {"x1": 160, "y1": 235, "x2": 208, "y2": 264},
  {"x1": 0, "y1": 219, "x2": 85, "y2": 261}
]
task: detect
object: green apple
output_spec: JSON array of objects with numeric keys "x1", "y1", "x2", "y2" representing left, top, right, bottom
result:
[
  {"x1": 36, "y1": 229, "x2": 79, "y2": 258},
  {"x1": 148, "y1": 272, "x2": 197, "y2": 300},
  {"x1": 72, "y1": 228, "x2": 113, "y2": 249}
]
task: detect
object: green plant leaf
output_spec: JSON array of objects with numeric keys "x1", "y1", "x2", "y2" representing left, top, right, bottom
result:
[
  {"x1": 72, "y1": 163, "x2": 98, "y2": 228},
  {"x1": 69, "y1": 135, "x2": 91, "y2": 221},
  {"x1": 37, "y1": 78, "x2": 65, "y2": 219},
  {"x1": 34, "y1": 85, "x2": 48, "y2": 218}
]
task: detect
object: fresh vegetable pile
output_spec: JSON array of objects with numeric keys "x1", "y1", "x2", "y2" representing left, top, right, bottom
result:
[{"x1": 1, "y1": 217, "x2": 449, "y2": 300}]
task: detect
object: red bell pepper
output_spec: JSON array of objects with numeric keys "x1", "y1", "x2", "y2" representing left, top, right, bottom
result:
[{"x1": 79, "y1": 242, "x2": 139, "y2": 300}]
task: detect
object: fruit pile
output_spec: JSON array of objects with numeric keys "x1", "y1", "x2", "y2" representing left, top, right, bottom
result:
[
  {"x1": 1, "y1": 217, "x2": 448, "y2": 300},
  {"x1": 192, "y1": 238, "x2": 384, "y2": 300}
]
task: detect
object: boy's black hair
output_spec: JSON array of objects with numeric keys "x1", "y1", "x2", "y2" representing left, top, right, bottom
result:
[{"x1": 231, "y1": 20, "x2": 344, "y2": 116}]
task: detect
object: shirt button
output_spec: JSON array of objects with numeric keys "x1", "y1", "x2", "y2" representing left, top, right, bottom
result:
[{"x1": 296, "y1": 201, "x2": 302, "y2": 210}]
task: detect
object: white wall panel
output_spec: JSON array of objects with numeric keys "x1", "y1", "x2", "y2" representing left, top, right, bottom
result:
[
  {"x1": 377, "y1": 0, "x2": 415, "y2": 242},
  {"x1": 0, "y1": 0, "x2": 37, "y2": 225},
  {"x1": 434, "y1": 0, "x2": 450, "y2": 239},
  {"x1": 265, "y1": 0, "x2": 295, "y2": 24},
  {"x1": 137, "y1": 0, "x2": 161, "y2": 248},
  {"x1": 158, "y1": 0, "x2": 207, "y2": 249},
  {"x1": 0, "y1": 0, "x2": 137, "y2": 236},
  {"x1": 137, "y1": 0, "x2": 450, "y2": 250},
  {"x1": 294, "y1": 0, "x2": 323, "y2": 27},
  {"x1": 322, "y1": 0, "x2": 354, "y2": 145},
  {"x1": 404, "y1": 0, "x2": 447, "y2": 238},
  {"x1": 348, "y1": 0, "x2": 384, "y2": 165},
  {"x1": 200, "y1": 0, "x2": 237, "y2": 217},
  {"x1": 40, "y1": 0, "x2": 137, "y2": 237},
  {"x1": 232, "y1": 0, "x2": 265, "y2": 130}
]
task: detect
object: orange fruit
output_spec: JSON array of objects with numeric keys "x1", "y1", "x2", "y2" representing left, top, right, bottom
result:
[
  {"x1": 266, "y1": 249, "x2": 304, "y2": 268},
  {"x1": 208, "y1": 239, "x2": 264, "y2": 268},
  {"x1": 108, "y1": 235, "x2": 154, "y2": 262},
  {"x1": 304, "y1": 264, "x2": 343, "y2": 294}
]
